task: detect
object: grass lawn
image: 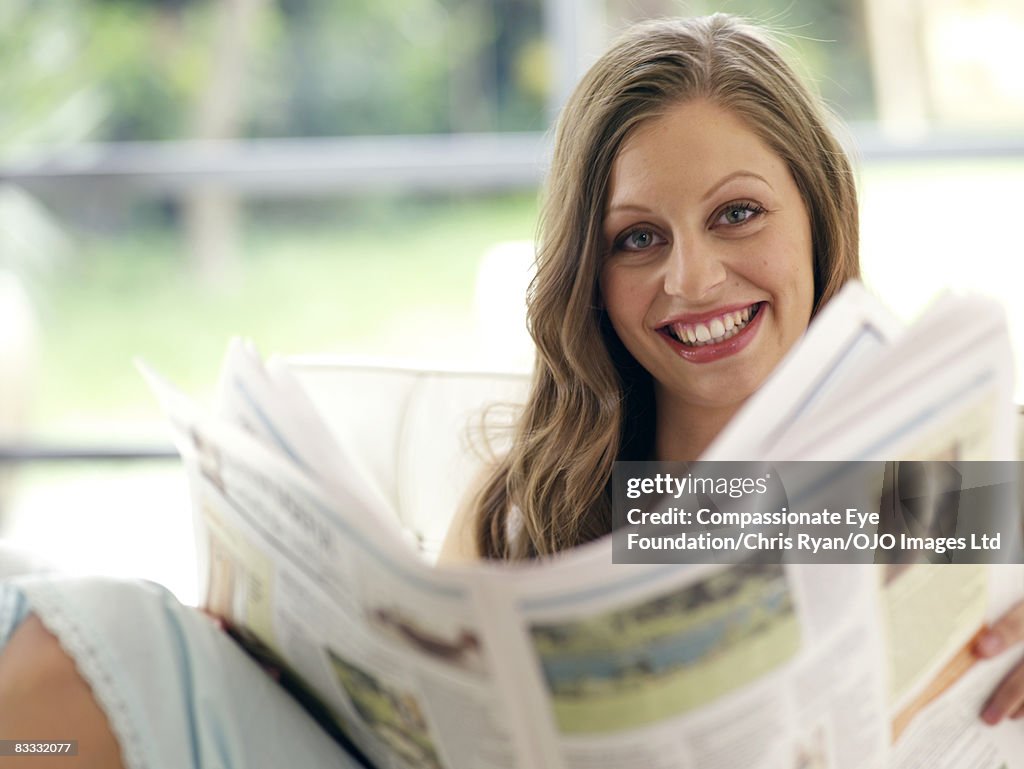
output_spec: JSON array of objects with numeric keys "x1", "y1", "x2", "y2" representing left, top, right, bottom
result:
[{"x1": 28, "y1": 192, "x2": 539, "y2": 432}]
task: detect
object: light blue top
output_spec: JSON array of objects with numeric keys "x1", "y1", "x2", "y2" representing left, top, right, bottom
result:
[{"x1": 0, "y1": 575, "x2": 362, "y2": 769}]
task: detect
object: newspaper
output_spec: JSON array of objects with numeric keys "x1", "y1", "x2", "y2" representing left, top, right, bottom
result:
[{"x1": 144, "y1": 281, "x2": 1023, "y2": 769}]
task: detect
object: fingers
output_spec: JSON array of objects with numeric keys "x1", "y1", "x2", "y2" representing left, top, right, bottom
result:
[
  {"x1": 975, "y1": 600, "x2": 1024, "y2": 658},
  {"x1": 975, "y1": 602, "x2": 1024, "y2": 725},
  {"x1": 982, "y1": 661, "x2": 1024, "y2": 724}
]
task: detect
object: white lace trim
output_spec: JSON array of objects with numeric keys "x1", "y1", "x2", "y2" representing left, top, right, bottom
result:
[{"x1": 17, "y1": 579, "x2": 153, "y2": 769}]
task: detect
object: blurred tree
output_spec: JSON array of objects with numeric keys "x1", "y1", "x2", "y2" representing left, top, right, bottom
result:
[
  {"x1": 494, "y1": 0, "x2": 547, "y2": 130},
  {"x1": 0, "y1": 0, "x2": 107, "y2": 147},
  {"x1": 183, "y1": 0, "x2": 269, "y2": 283},
  {"x1": 250, "y1": 0, "x2": 545, "y2": 136},
  {"x1": 4, "y1": 0, "x2": 549, "y2": 143},
  {"x1": 4, "y1": 0, "x2": 878, "y2": 144},
  {"x1": 77, "y1": 0, "x2": 212, "y2": 141},
  {"x1": 0, "y1": 0, "x2": 86, "y2": 280},
  {"x1": 2, "y1": 0, "x2": 552, "y2": 283}
]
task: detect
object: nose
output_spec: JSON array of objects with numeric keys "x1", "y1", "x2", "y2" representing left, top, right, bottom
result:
[{"x1": 662, "y1": 239, "x2": 727, "y2": 300}]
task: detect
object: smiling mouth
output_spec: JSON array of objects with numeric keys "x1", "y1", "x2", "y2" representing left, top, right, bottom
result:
[{"x1": 661, "y1": 302, "x2": 763, "y2": 347}]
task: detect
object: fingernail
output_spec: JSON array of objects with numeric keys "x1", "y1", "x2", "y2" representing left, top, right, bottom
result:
[
  {"x1": 976, "y1": 633, "x2": 1003, "y2": 657},
  {"x1": 982, "y1": 704, "x2": 1002, "y2": 725}
]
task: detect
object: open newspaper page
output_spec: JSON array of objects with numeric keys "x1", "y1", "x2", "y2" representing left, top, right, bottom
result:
[
  {"x1": 767, "y1": 292, "x2": 1016, "y2": 463},
  {"x1": 144, "y1": 282, "x2": 1021, "y2": 769},
  {"x1": 146, "y1": 370, "x2": 539, "y2": 769},
  {"x1": 173, "y1": 339, "x2": 414, "y2": 606},
  {"x1": 761, "y1": 290, "x2": 1023, "y2": 764},
  {"x1": 213, "y1": 339, "x2": 410, "y2": 546},
  {"x1": 707, "y1": 283, "x2": 1023, "y2": 765},
  {"x1": 491, "y1": 541, "x2": 889, "y2": 769},
  {"x1": 821, "y1": 296, "x2": 1021, "y2": 768},
  {"x1": 146, "y1": 358, "x2": 895, "y2": 769}
]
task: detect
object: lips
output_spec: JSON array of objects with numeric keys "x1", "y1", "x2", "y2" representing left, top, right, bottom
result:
[{"x1": 658, "y1": 302, "x2": 765, "y2": 363}]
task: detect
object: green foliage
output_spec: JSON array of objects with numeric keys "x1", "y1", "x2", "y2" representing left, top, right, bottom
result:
[
  {"x1": 84, "y1": 2, "x2": 213, "y2": 140},
  {"x1": 250, "y1": 0, "x2": 547, "y2": 136},
  {"x1": 3, "y1": 0, "x2": 872, "y2": 143},
  {"x1": 2, "y1": 0, "x2": 549, "y2": 144},
  {"x1": 0, "y1": 0, "x2": 102, "y2": 145}
]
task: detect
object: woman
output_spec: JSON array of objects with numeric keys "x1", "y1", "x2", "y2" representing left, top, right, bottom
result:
[
  {"x1": 442, "y1": 12, "x2": 858, "y2": 562},
  {"x1": 1, "y1": 14, "x2": 1020, "y2": 769}
]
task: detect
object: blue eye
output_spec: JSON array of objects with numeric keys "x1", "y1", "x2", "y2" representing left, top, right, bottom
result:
[
  {"x1": 715, "y1": 201, "x2": 766, "y2": 227},
  {"x1": 617, "y1": 227, "x2": 662, "y2": 252}
]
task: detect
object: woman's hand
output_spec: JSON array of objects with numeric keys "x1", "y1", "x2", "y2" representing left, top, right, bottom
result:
[{"x1": 976, "y1": 599, "x2": 1024, "y2": 724}]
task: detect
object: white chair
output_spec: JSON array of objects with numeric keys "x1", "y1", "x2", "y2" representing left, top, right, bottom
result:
[{"x1": 285, "y1": 359, "x2": 530, "y2": 557}]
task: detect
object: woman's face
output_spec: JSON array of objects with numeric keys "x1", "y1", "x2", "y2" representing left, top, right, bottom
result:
[{"x1": 600, "y1": 99, "x2": 814, "y2": 432}]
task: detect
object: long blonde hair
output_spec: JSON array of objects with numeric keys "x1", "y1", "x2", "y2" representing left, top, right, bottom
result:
[{"x1": 476, "y1": 14, "x2": 860, "y2": 559}]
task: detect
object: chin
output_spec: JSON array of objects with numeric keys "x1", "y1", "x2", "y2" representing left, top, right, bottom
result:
[{"x1": 689, "y1": 364, "x2": 772, "y2": 408}]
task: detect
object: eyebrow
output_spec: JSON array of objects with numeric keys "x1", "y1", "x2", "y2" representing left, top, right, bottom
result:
[
  {"x1": 701, "y1": 170, "x2": 773, "y2": 202},
  {"x1": 605, "y1": 169, "x2": 774, "y2": 216}
]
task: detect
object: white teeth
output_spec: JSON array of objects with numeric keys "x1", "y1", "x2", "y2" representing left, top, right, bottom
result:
[{"x1": 668, "y1": 304, "x2": 759, "y2": 347}]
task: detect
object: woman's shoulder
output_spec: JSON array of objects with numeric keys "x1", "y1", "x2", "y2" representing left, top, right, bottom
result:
[
  {"x1": 437, "y1": 460, "x2": 497, "y2": 564},
  {"x1": 437, "y1": 492, "x2": 480, "y2": 564}
]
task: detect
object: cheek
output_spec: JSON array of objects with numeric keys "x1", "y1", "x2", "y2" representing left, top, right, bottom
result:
[
  {"x1": 767, "y1": 255, "x2": 812, "y2": 304},
  {"x1": 799, "y1": 265, "x2": 815, "y2": 320},
  {"x1": 759, "y1": 233, "x2": 814, "y2": 321},
  {"x1": 788, "y1": 242, "x2": 816, "y2": 321},
  {"x1": 599, "y1": 265, "x2": 644, "y2": 331},
  {"x1": 791, "y1": 216, "x2": 816, "y2": 318}
]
